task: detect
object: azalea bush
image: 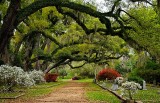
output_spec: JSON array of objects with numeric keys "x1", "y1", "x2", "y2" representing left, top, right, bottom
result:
[
  {"x1": 120, "y1": 81, "x2": 142, "y2": 100},
  {"x1": 72, "y1": 76, "x2": 81, "y2": 80},
  {"x1": 97, "y1": 68, "x2": 121, "y2": 81},
  {"x1": 45, "y1": 73, "x2": 58, "y2": 82}
]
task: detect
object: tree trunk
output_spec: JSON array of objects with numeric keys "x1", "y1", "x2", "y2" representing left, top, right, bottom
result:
[{"x1": 0, "y1": 0, "x2": 21, "y2": 61}]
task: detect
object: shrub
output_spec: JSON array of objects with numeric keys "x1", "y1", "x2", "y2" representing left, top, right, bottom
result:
[
  {"x1": 59, "y1": 69, "x2": 67, "y2": 79},
  {"x1": 137, "y1": 69, "x2": 160, "y2": 84},
  {"x1": 0, "y1": 65, "x2": 35, "y2": 91},
  {"x1": 45, "y1": 73, "x2": 58, "y2": 82},
  {"x1": 16, "y1": 72, "x2": 35, "y2": 87},
  {"x1": 121, "y1": 81, "x2": 142, "y2": 100},
  {"x1": 145, "y1": 60, "x2": 160, "y2": 70},
  {"x1": 79, "y1": 67, "x2": 95, "y2": 78},
  {"x1": 29, "y1": 70, "x2": 45, "y2": 84},
  {"x1": 97, "y1": 68, "x2": 121, "y2": 81},
  {"x1": 115, "y1": 77, "x2": 124, "y2": 85},
  {"x1": 72, "y1": 76, "x2": 81, "y2": 80},
  {"x1": 128, "y1": 76, "x2": 143, "y2": 87}
]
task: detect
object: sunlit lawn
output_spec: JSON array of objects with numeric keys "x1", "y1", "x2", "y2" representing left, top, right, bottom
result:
[
  {"x1": 133, "y1": 86, "x2": 160, "y2": 103},
  {"x1": 74, "y1": 79, "x2": 121, "y2": 103},
  {"x1": 97, "y1": 81, "x2": 160, "y2": 103},
  {"x1": 75, "y1": 78, "x2": 94, "y2": 82},
  {"x1": 1, "y1": 79, "x2": 160, "y2": 103},
  {"x1": 77, "y1": 79, "x2": 160, "y2": 103}
]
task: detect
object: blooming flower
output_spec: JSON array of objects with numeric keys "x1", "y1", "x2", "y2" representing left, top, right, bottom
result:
[{"x1": 120, "y1": 81, "x2": 142, "y2": 100}]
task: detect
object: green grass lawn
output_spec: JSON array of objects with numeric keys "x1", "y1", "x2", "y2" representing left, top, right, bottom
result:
[
  {"x1": 75, "y1": 78, "x2": 94, "y2": 82},
  {"x1": 97, "y1": 81, "x2": 160, "y2": 103},
  {"x1": 133, "y1": 86, "x2": 160, "y2": 103},
  {"x1": 78, "y1": 79, "x2": 160, "y2": 103},
  {"x1": 0, "y1": 81, "x2": 66, "y2": 103},
  {"x1": 77, "y1": 79, "x2": 121, "y2": 103},
  {"x1": 1, "y1": 79, "x2": 160, "y2": 103}
]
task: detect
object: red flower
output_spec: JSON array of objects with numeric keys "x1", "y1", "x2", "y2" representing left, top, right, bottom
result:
[
  {"x1": 45, "y1": 73, "x2": 58, "y2": 82},
  {"x1": 97, "y1": 68, "x2": 121, "y2": 81}
]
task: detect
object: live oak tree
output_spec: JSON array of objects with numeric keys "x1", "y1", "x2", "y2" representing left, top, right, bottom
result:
[
  {"x1": 1, "y1": 1, "x2": 127, "y2": 73},
  {"x1": 0, "y1": 0, "x2": 159, "y2": 72},
  {"x1": 0, "y1": 0, "x2": 133, "y2": 59},
  {"x1": 126, "y1": 6, "x2": 160, "y2": 63}
]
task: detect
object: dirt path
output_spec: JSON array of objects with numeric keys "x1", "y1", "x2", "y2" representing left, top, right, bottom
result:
[{"x1": 34, "y1": 81, "x2": 90, "y2": 103}]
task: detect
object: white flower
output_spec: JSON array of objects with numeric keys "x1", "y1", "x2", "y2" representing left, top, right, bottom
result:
[
  {"x1": 0, "y1": 65, "x2": 35, "y2": 87},
  {"x1": 120, "y1": 81, "x2": 142, "y2": 99},
  {"x1": 29, "y1": 70, "x2": 45, "y2": 84},
  {"x1": 115, "y1": 77, "x2": 124, "y2": 85}
]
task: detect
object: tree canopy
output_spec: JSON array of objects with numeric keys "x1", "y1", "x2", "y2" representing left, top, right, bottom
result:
[{"x1": 0, "y1": 0, "x2": 159, "y2": 73}]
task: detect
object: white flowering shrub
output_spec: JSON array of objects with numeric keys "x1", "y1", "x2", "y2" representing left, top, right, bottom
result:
[
  {"x1": 15, "y1": 72, "x2": 35, "y2": 87},
  {"x1": 29, "y1": 70, "x2": 45, "y2": 84},
  {"x1": 0, "y1": 65, "x2": 35, "y2": 91},
  {"x1": 120, "y1": 81, "x2": 142, "y2": 100},
  {"x1": 115, "y1": 77, "x2": 124, "y2": 85},
  {"x1": 0, "y1": 65, "x2": 16, "y2": 85}
]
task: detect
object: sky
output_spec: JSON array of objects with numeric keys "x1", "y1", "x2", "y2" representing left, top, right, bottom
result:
[{"x1": 84, "y1": 0, "x2": 109, "y2": 12}]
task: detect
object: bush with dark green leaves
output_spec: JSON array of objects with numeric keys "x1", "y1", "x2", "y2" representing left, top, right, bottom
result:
[
  {"x1": 129, "y1": 60, "x2": 160, "y2": 84},
  {"x1": 128, "y1": 76, "x2": 143, "y2": 87},
  {"x1": 79, "y1": 67, "x2": 95, "y2": 78},
  {"x1": 59, "y1": 69, "x2": 67, "y2": 79}
]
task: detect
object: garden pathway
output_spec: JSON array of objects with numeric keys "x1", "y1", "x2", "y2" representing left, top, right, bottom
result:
[{"x1": 34, "y1": 81, "x2": 90, "y2": 103}]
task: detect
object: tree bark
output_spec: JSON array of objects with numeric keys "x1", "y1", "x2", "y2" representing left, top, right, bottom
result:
[{"x1": 0, "y1": 0, "x2": 21, "y2": 56}]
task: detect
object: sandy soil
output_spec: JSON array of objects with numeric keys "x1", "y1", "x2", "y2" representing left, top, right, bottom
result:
[{"x1": 35, "y1": 81, "x2": 89, "y2": 103}]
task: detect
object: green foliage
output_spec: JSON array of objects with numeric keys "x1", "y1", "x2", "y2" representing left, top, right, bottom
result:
[
  {"x1": 145, "y1": 60, "x2": 160, "y2": 70},
  {"x1": 128, "y1": 76, "x2": 143, "y2": 86},
  {"x1": 115, "y1": 63, "x2": 130, "y2": 75},
  {"x1": 78, "y1": 66, "x2": 95, "y2": 78},
  {"x1": 59, "y1": 69, "x2": 67, "y2": 79},
  {"x1": 137, "y1": 69, "x2": 160, "y2": 83},
  {"x1": 129, "y1": 59, "x2": 160, "y2": 84},
  {"x1": 127, "y1": 7, "x2": 160, "y2": 61}
]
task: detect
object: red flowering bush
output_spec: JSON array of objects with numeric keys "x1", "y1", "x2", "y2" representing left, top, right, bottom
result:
[
  {"x1": 45, "y1": 73, "x2": 58, "y2": 82},
  {"x1": 97, "y1": 68, "x2": 121, "y2": 81},
  {"x1": 72, "y1": 76, "x2": 80, "y2": 80}
]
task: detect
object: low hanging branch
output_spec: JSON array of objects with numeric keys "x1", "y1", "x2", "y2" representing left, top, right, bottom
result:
[{"x1": 68, "y1": 61, "x2": 87, "y2": 69}]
